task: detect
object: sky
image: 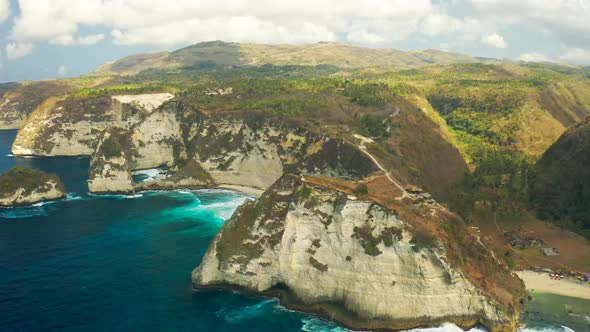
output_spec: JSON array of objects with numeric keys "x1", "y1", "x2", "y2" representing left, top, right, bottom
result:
[{"x1": 0, "y1": 0, "x2": 589, "y2": 83}]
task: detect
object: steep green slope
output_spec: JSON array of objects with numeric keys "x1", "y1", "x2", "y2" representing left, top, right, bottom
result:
[
  {"x1": 364, "y1": 63, "x2": 590, "y2": 220},
  {"x1": 530, "y1": 117, "x2": 590, "y2": 238}
]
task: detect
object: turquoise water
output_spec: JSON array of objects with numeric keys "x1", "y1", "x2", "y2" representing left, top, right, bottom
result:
[
  {"x1": 521, "y1": 292, "x2": 590, "y2": 332},
  {"x1": 0, "y1": 130, "x2": 585, "y2": 332}
]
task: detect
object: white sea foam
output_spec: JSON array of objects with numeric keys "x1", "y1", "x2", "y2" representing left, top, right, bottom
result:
[
  {"x1": 5, "y1": 153, "x2": 13, "y2": 157},
  {"x1": 132, "y1": 168, "x2": 170, "y2": 182},
  {"x1": 299, "y1": 320, "x2": 572, "y2": 332},
  {"x1": 518, "y1": 327, "x2": 574, "y2": 332},
  {"x1": 217, "y1": 299, "x2": 276, "y2": 323},
  {"x1": 0, "y1": 205, "x2": 48, "y2": 219},
  {"x1": 88, "y1": 193, "x2": 143, "y2": 200},
  {"x1": 403, "y1": 323, "x2": 488, "y2": 332},
  {"x1": 123, "y1": 193, "x2": 143, "y2": 199},
  {"x1": 301, "y1": 318, "x2": 353, "y2": 332},
  {"x1": 200, "y1": 196, "x2": 253, "y2": 220},
  {"x1": 66, "y1": 193, "x2": 84, "y2": 201}
]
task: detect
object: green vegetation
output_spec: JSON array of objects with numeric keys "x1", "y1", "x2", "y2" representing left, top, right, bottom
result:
[
  {"x1": 410, "y1": 227, "x2": 438, "y2": 253},
  {"x1": 69, "y1": 83, "x2": 181, "y2": 99},
  {"x1": 0, "y1": 166, "x2": 65, "y2": 197},
  {"x1": 300, "y1": 186, "x2": 312, "y2": 200},
  {"x1": 354, "y1": 114, "x2": 390, "y2": 138},
  {"x1": 100, "y1": 134, "x2": 126, "y2": 159},
  {"x1": 352, "y1": 184, "x2": 369, "y2": 195},
  {"x1": 309, "y1": 257, "x2": 328, "y2": 272},
  {"x1": 530, "y1": 119, "x2": 590, "y2": 238},
  {"x1": 4, "y1": 40, "x2": 590, "y2": 242},
  {"x1": 351, "y1": 224, "x2": 403, "y2": 256}
]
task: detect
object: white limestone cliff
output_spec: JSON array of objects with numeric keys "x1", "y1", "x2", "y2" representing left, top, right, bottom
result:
[
  {"x1": 12, "y1": 93, "x2": 173, "y2": 156},
  {"x1": 88, "y1": 129, "x2": 135, "y2": 194},
  {"x1": 193, "y1": 176, "x2": 516, "y2": 331},
  {"x1": 129, "y1": 108, "x2": 186, "y2": 170},
  {"x1": 0, "y1": 180, "x2": 66, "y2": 207}
]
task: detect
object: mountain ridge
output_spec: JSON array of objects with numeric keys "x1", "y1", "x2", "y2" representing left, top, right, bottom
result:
[{"x1": 93, "y1": 40, "x2": 484, "y2": 76}]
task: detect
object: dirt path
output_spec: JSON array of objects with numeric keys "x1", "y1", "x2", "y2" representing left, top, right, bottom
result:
[{"x1": 356, "y1": 145, "x2": 410, "y2": 200}]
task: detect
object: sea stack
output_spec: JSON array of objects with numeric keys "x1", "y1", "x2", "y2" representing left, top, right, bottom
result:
[{"x1": 0, "y1": 166, "x2": 66, "y2": 207}]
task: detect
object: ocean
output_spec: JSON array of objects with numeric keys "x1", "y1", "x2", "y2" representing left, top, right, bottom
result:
[{"x1": 0, "y1": 130, "x2": 587, "y2": 332}]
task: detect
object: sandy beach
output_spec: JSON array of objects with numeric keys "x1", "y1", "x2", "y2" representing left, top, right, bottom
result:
[
  {"x1": 219, "y1": 184, "x2": 264, "y2": 197},
  {"x1": 517, "y1": 271, "x2": 590, "y2": 300}
]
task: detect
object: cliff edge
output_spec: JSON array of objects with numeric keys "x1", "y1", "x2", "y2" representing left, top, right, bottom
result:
[{"x1": 192, "y1": 175, "x2": 521, "y2": 331}]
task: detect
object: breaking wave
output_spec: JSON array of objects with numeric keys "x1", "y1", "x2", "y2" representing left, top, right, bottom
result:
[
  {"x1": 0, "y1": 204, "x2": 50, "y2": 219},
  {"x1": 299, "y1": 319, "x2": 574, "y2": 332},
  {"x1": 132, "y1": 168, "x2": 170, "y2": 182}
]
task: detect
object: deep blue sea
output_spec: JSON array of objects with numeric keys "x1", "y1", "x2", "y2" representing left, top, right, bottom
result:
[{"x1": 0, "y1": 130, "x2": 586, "y2": 332}]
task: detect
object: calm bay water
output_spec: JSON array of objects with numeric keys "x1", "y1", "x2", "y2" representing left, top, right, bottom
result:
[{"x1": 0, "y1": 130, "x2": 585, "y2": 332}]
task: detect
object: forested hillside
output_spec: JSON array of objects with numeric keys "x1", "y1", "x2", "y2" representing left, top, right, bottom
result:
[{"x1": 3, "y1": 41, "x2": 590, "y2": 238}]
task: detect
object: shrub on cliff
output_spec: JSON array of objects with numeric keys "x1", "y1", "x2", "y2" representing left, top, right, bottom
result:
[{"x1": 353, "y1": 184, "x2": 369, "y2": 195}]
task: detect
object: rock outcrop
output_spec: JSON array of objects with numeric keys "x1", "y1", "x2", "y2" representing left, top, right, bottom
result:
[
  {"x1": 134, "y1": 159, "x2": 215, "y2": 191},
  {"x1": 129, "y1": 105, "x2": 187, "y2": 170},
  {"x1": 193, "y1": 175, "x2": 518, "y2": 331},
  {"x1": 192, "y1": 116, "x2": 376, "y2": 191},
  {"x1": 0, "y1": 166, "x2": 66, "y2": 207},
  {"x1": 72, "y1": 98, "x2": 378, "y2": 194},
  {"x1": 12, "y1": 93, "x2": 173, "y2": 156},
  {"x1": 88, "y1": 128, "x2": 135, "y2": 194}
]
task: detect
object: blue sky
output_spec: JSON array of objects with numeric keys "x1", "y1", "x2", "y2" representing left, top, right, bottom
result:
[{"x1": 1, "y1": 0, "x2": 589, "y2": 83}]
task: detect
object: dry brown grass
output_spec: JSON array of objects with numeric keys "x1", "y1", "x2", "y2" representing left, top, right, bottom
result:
[{"x1": 474, "y1": 211, "x2": 590, "y2": 274}]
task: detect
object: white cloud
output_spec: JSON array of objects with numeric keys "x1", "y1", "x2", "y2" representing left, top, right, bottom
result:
[
  {"x1": 420, "y1": 14, "x2": 464, "y2": 36},
  {"x1": 516, "y1": 52, "x2": 549, "y2": 62},
  {"x1": 469, "y1": 0, "x2": 590, "y2": 46},
  {"x1": 57, "y1": 65, "x2": 67, "y2": 76},
  {"x1": 0, "y1": 0, "x2": 9, "y2": 23},
  {"x1": 482, "y1": 33, "x2": 508, "y2": 49},
  {"x1": 347, "y1": 30, "x2": 385, "y2": 44},
  {"x1": 8, "y1": 0, "x2": 433, "y2": 50},
  {"x1": 3, "y1": 0, "x2": 590, "y2": 59},
  {"x1": 50, "y1": 34, "x2": 105, "y2": 46},
  {"x1": 6, "y1": 43, "x2": 35, "y2": 59},
  {"x1": 559, "y1": 48, "x2": 590, "y2": 65}
]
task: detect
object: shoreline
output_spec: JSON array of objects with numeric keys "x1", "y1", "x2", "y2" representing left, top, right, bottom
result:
[
  {"x1": 517, "y1": 271, "x2": 590, "y2": 300},
  {"x1": 218, "y1": 184, "x2": 264, "y2": 197},
  {"x1": 191, "y1": 283, "x2": 493, "y2": 332}
]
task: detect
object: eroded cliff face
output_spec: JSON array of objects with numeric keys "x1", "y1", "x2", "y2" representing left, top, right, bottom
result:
[
  {"x1": 0, "y1": 181, "x2": 66, "y2": 207},
  {"x1": 83, "y1": 100, "x2": 377, "y2": 193},
  {"x1": 11, "y1": 93, "x2": 173, "y2": 156},
  {"x1": 88, "y1": 128, "x2": 135, "y2": 194},
  {"x1": 0, "y1": 96, "x2": 28, "y2": 130},
  {"x1": 192, "y1": 116, "x2": 376, "y2": 191},
  {"x1": 129, "y1": 106, "x2": 187, "y2": 170},
  {"x1": 193, "y1": 175, "x2": 518, "y2": 331}
]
